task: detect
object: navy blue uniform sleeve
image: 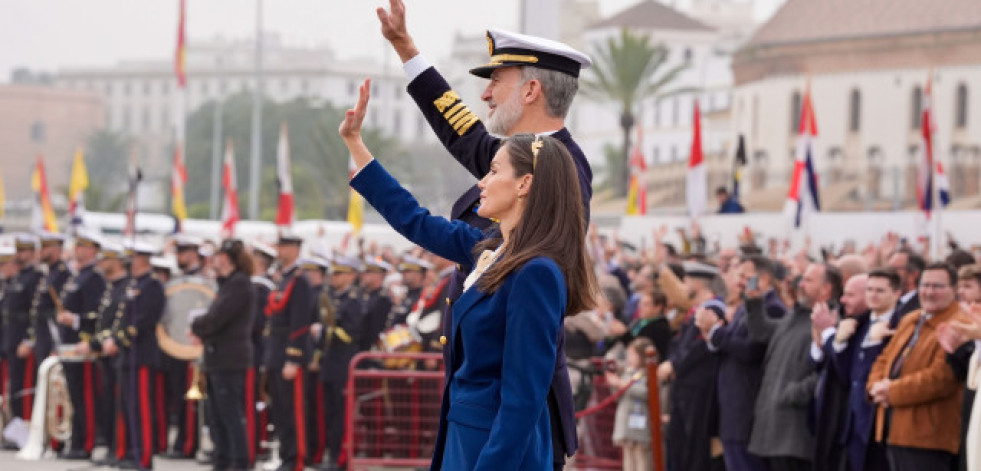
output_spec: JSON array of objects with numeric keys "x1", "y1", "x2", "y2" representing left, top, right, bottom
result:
[
  {"x1": 407, "y1": 67, "x2": 501, "y2": 180},
  {"x1": 285, "y1": 275, "x2": 312, "y2": 364},
  {"x1": 78, "y1": 273, "x2": 107, "y2": 336},
  {"x1": 351, "y1": 159, "x2": 482, "y2": 267}
]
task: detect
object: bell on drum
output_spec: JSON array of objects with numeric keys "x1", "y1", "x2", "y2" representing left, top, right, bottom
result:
[{"x1": 15, "y1": 356, "x2": 72, "y2": 460}]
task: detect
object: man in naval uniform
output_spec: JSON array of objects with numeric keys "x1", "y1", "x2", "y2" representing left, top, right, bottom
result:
[
  {"x1": 55, "y1": 231, "x2": 107, "y2": 459},
  {"x1": 378, "y1": 1, "x2": 594, "y2": 467},
  {"x1": 1, "y1": 234, "x2": 43, "y2": 423},
  {"x1": 34, "y1": 232, "x2": 71, "y2": 362}
]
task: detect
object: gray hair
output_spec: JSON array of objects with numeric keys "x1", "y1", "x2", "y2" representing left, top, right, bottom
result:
[{"x1": 520, "y1": 66, "x2": 579, "y2": 119}]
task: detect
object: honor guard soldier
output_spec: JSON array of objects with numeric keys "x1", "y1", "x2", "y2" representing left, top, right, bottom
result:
[
  {"x1": 0, "y1": 246, "x2": 18, "y2": 429},
  {"x1": 299, "y1": 255, "x2": 330, "y2": 467},
  {"x1": 416, "y1": 255, "x2": 454, "y2": 357},
  {"x1": 359, "y1": 258, "x2": 392, "y2": 353},
  {"x1": 163, "y1": 234, "x2": 209, "y2": 459},
  {"x1": 114, "y1": 240, "x2": 165, "y2": 470},
  {"x1": 1, "y1": 234, "x2": 43, "y2": 422},
  {"x1": 264, "y1": 231, "x2": 313, "y2": 471},
  {"x1": 249, "y1": 241, "x2": 277, "y2": 465},
  {"x1": 387, "y1": 256, "x2": 430, "y2": 329},
  {"x1": 34, "y1": 232, "x2": 71, "y2": 361},
  {"x1": 378, "y1": 3, "x2": 594, "y2": 466},
  {"x1": 321, "y1": 255, "x2": 364, "y2": 471},
  {"x1": 56, "y1": 231, "x2": 107, "y2": 459},
  {"x1": 81, "y1": 241, "x2": 129, "y2": 464}
]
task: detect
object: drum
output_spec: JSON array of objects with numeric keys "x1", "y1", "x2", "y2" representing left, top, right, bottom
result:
[
  {"x1": 158, "y1": 276, "x2": 216, "y2": 361},
  {"x1": 377, "y1": 324, "x2": 422, "y2": 369}
]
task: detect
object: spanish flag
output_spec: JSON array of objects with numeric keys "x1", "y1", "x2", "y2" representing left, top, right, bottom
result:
[
  {"x1": 171, "y1": 0, "x2": 188, "y2": 232},
  {"x1": 31, "y1": 154, "x2": 59, "y2": 233},
  {"x1": 68, "y1": 148, "x2": 89, "y2": 229}
]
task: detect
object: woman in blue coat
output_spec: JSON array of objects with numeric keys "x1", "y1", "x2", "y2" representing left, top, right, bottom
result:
[{"x1": 340, "y1": 79, "x2": 597, "y2": 470}]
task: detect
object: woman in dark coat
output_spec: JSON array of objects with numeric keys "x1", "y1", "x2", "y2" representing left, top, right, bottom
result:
[{"x1": 190, "y1": 239, "x2": 256, "y2": 471}]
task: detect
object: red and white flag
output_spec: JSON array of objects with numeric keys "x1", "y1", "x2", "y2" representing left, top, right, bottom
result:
[
  {"x1": 220, "y1": 140, "x2": 239, "y2": 237},
  {"x1": 784, "y1": 87, "x2": 821, "y2": 229},
  {"x1": 275, "y1": 123, "x2": 294, "y2": 227},
  {"x1": 686, "y1": 100, "x2": 707, "y2": 218}
]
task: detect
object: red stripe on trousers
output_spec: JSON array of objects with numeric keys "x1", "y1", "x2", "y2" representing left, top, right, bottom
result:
[
  {"x1": 292, "y1": 373, "x2": 307, "y2": 471},
  {"x1": 116, "y1": 382, "x2": 127, "y2": 460},
  {"x1": 23, "y1": 353, "x2": 35, "y2": 421},
  {"x1": 83, "y1": 362, "x2": 96, "y2": 452},
  {"x1": 138, "y1": 367, "x2": 153, "y2": 469},
  {"x1": 183, "y1": 364, "x2": 196, "y2": 456},
  {"x1": 245, "y1": 368, "x2": 256, "y2": 466},
  {"x1": 315, "y1": 381, "x2": 326, "y2": 463},
  {"x1": 155, "y1": 372, "x2": 166, "y2": 453}
]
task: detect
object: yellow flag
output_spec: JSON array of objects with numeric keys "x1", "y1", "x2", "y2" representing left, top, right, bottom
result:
[
  {"x1": 347, "y1": 188, "x2": 364, "y2": 236},
  {"x1": 69, "y1": 149, "x2": 89, "y2": 203}
]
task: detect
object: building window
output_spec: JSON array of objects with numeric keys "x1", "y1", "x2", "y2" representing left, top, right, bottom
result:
[
  {"x1": 670, "y1": 145, "x2": 677, "y2": 162},
  {"x1": 123, "y1": 81, "x2": 130, "y2": 96},
  {"x1": 142, "y1": 106, "x2": 151, "y2": 131},
  {"x1": 144, "y1": 81, "x2": 151, "y2": 96},
  {"x1": 683, "y1": 48, "x2": 693, "y2": 62},
  {"x1": 956, "y1": 83, "x2": 969, "y2": 129},
  {"x1": 652, "y1": 146, "x2": 660, "y2": 162},
  {"x1": 653, "y1": 100, "x2": 660, "y2": 127},
  {"x1": 201, "y1": 81, "x2": 210, "y2": 97},
  {"x1": 105, "y1": 82, "x2": 113, "y2": 96},
  {"x1": 848, "y1": 88, "x2": 861, "y2": 132},
  {"x1": 162, "y1": 81, "x2": 170, "y2": 95},
  {"x1": 348, "y1": 81, "x2": 357, "y2": 96},
  {"x1": 30, "y1": 122, "x2": 46, "y2": 143},
  {"x1": 790, "y1": 91, "x2": 802, "y2": 133},
  {"x1": 162, "y1": 108, "x2": 170, "y2": 130},
  {"x1": 122, "y1": 107, "x2": 131, "y2": 132},
  {"x1": 911, "y1": 86, "x2": 922, "y2": 130},
  {"x1": 672, "y1": 98, "x2": 679, "y2": 126}
]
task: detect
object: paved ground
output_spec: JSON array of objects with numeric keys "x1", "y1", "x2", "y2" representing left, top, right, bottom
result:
[{"x1": 0, "y1": 448, "x2": 209, "y2": 471}]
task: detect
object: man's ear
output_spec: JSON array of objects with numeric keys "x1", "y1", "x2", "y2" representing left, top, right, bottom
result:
[{"x1": 523, "y1": 79, "x2": 542, "y2": 105}]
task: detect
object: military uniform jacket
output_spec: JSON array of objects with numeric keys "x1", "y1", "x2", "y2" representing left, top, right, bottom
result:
[
  {"x1": 91, "y1": 276, "x2": 129, "y2": 353},
  {"x1": 320, "y1": 286, "x2": 365, "y2": 383},
  {"x1": 1, "y1": 265, "x2": 42, "y2": 355},
  {"x1": 406, "y1": 62, "x2": 589, "y2": 461},
  {"x1": 251, "y1": 275, "x2": 275, "y2": 369},
  {"x1": 359, "y1": 287, "x2": 392, "y2": 353},
  {"x1": 61, "y1": 263, "x2": 107, "y2": 345},
  {"x1": 33, "y1": 261, "x2": 71, "y2": 357},
  {"x1": 263, "y1": 265, "x2": 312, "y2": 370},
  {"x1": 114, "y1": 272, "x2": 165, "y2": 368},
  {"x1": 387, "y1": 287, "x2": 421, "y2": 331}
]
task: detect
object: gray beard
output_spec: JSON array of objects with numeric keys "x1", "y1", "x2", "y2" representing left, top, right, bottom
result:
[{"x1": 486, "y1": 94, "x2": 524, "y2": 136}]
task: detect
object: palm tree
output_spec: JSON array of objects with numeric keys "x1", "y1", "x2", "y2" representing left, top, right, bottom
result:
[{"x1": 581, "y1": 27, "x2": 690, "y2": 197}]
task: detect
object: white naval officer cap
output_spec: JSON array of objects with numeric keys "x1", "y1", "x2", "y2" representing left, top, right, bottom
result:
[{"x1": 470, "y1": 28, "x2": 592, "y2": 79}]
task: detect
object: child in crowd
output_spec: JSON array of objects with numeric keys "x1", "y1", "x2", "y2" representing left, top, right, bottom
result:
[{"x1": 606, "y1": 337, "x2": 653, "y2": 471}]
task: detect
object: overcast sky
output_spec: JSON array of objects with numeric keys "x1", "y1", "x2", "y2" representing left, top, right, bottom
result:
[{"x1": 0, "y1": 0, "x2": 785, "y2": 80}]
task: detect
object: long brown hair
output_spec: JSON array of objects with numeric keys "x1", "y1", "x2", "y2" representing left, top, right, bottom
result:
[
  {"x1": 476, "y1": 134, "x2": 598, "y2": 315},
  {"x1": 220, "y1": 239, "x2": 255, "y2": 276}
]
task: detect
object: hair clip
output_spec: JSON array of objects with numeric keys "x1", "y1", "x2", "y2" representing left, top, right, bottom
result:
[{"x1": 531, "y1": 137, "x2": 544, "y2": 170}]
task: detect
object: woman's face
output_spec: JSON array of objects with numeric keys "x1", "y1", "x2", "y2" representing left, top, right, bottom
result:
[
  {"x1": 213, "y1": 252, "x2": 233, "y2": 277},
  {"x1": 476, "y1": 145, "x2": 529, "y2": 221}
]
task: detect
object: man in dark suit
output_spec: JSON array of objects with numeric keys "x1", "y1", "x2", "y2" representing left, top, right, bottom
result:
[
  {"x1": 887, "y1": 249, "x2": 924, "y2": 320},
  {"x1": 697, "y1": 254, "x2": 783, "y2": 471},
  {"x1": 827, "y1": 268, "x2": 901, "y2": 471},
  {"x1": 377, "y1": 2, "x2": 592, "y2": 467},
  {"x1": 809, "y1": 273, "x2": 868, "y2": 471}
]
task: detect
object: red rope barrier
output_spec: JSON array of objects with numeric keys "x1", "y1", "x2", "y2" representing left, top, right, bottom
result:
[{"x1": 575, "y1": 371, "x2": 643, "y2": 419}]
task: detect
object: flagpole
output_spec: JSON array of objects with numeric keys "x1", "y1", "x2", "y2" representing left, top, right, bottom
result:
[
  {"x1": 210, "y1": 57, "x2": 224, "y2": 220},
  {"x1": 248, "y1": 0, "x2": 264, "y2": 220}
]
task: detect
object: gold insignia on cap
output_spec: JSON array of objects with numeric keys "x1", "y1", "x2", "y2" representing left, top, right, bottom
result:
[
  {"x1": 488, "y1": 53, "x2": 539, "y2": 66},
  {"x1": 486, "y1": 32, "x2": 494, "y2": 57}
]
